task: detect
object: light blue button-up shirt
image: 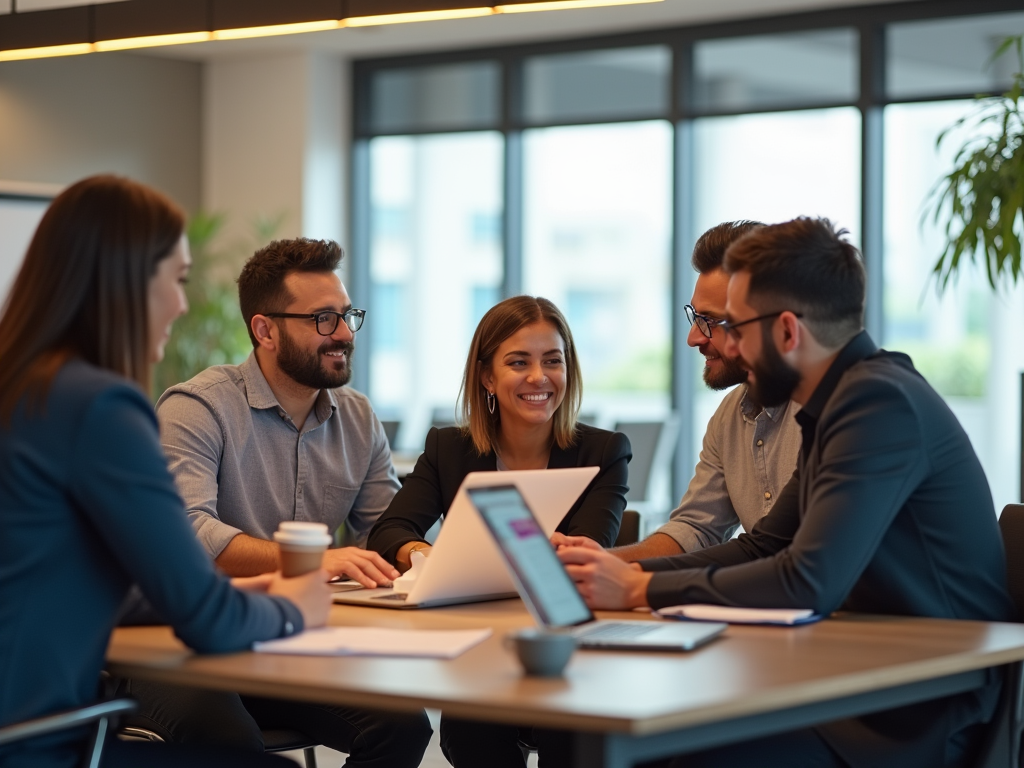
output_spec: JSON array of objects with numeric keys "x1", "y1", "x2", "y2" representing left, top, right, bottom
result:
[{"x1": 156, "y1": 353, "x2": 400, "y2": 558}]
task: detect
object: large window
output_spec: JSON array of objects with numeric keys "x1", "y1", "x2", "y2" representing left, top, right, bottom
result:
[
  {"x1": 366, "y1": 133, "x2": 503, "y2": 449},
  {"x1": 522, "y1": 121, "x2": 673, "y2": 423},
  {"x1": 355, "y1": 2, "x2": 1024, "y2": 512}
]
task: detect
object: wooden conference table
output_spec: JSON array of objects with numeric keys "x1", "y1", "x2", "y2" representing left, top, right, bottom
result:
[{"x1": 106, "y1": 600, "x2": 1024, "y2": 768}]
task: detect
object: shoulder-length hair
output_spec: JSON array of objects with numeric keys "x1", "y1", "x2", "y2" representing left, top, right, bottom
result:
[
  {"x1": 0, "y1": 175, "x2": 185, "y2": 421},
  {"x1": 458, "y1": 296, "x2": 582, "y2": 456}
]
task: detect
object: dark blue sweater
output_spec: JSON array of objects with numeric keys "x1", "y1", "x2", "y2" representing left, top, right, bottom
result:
[{"x1": 0, "y1": 360, "x2": 303, "y2": 768}]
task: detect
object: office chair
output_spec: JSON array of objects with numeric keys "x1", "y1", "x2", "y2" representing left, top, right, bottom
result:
[
  {"x1": 613, "y1": 510, "x2": 641, "y2": 547},
  {"x1": 971, "y1": 504, "x2": 1024, "y2": 768},
  {"x1": 120, "y1": 723, "x2": 320, "y2": 768},
  {"x1": 0, "y1": 698, "x2": 137, "y2": 768}
]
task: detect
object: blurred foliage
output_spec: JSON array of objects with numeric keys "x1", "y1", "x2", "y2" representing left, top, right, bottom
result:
[
  {"x1": 593, "y1": 344, "x2": 670, "y2": 393},
  {"x1": 897, "y1": 340, "x2": 989, "y2": 399},
  {"x1": 152, "y1": 212, "x2": 283, "y2": 400},
  {"x1": 928, "y1": 36, "x2": 1024, "y2": 291}
]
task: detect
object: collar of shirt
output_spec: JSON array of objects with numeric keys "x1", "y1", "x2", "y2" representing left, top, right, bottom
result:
[
  {"x1": 794, "y1": 330, "x2": 877, "y2": 442},
  {"x1": 739, "y1": 385, "x2": 788, "y2": 424},
  {"x1": 238, "y1": 353, "x2": 337, "y2": 427}
]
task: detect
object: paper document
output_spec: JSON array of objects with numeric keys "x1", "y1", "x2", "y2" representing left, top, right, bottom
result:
[
  {"x1": 253, "y1": 626, "x2": 491, "y2": 658},
  {"x1": 656, "y1": 604, "x2": 821, "y2": 626}
]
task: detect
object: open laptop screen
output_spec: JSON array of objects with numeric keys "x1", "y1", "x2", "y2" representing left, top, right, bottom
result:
[{"x1": 468, "y1": 485, "x2": 593, "y2": 628}]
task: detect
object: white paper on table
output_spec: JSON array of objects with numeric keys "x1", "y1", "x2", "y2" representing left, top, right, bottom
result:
[
  {"x1": 253, "y1": 626, "x2": 491, "y2": 658},
  {"x1": 655, "y1": 604, "x2": 821, "y2": 626}
]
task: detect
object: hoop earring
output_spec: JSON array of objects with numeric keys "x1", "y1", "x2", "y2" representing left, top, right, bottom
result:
[{"x1": 486, "y1": 391, "x2": 496, "y2": 415}]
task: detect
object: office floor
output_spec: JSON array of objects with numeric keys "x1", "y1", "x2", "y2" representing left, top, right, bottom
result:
[{"x1": 279, "y1": 710, "x2": 539, "y2": 767}]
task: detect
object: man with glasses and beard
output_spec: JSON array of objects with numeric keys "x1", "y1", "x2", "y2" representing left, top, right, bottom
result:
[
  {"x1": 115, "y1": 238, "x2": 432, "y2": 766},
  {"x1": 594, "y1": 221, "x2": 802, "y2": 561},
  {"x1": 557, "y1": 218, "x2": 1013, "y2": 768}
]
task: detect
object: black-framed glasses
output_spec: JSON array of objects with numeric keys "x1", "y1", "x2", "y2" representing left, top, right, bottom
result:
[
  {"x1": 263, "y1": 309, "x2": 366, "y2": 336},
  {"x1": 720, "y1": 311, "x2": 802, "y2": 338},
  {"x1": 684, "y1": 304, "x2": 727, "y2": 339}
]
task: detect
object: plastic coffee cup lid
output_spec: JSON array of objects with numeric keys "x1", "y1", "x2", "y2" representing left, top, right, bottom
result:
[{"x1": 274, "y1": 521, "x2": 331, "y2": 547}]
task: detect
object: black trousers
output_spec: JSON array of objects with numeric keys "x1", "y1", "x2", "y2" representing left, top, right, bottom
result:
[{"x1": 114, "y1": 678, "x2": 432, "y2": 768}]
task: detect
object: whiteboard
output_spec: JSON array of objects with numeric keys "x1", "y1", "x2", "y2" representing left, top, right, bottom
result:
[{"x1": 0, "y1": 197, "x2": 49, "y2": 307}]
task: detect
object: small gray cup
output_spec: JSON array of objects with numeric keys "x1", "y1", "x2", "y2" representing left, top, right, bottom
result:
[{"x1": 506, "y1": 629, "x2": 576, "y2": 677}]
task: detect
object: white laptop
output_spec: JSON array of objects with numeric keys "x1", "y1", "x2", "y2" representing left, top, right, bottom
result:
[
  {"x1": 468, "y1": 483, "x2": 727, "y2": 651},
  {"x1": 332, "y1": 466, "x2": 599, "y2": 609}
]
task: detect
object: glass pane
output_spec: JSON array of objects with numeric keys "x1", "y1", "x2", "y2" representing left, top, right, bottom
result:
[
  {"x1": 691, "y1": 107, "x2": 861, "y2": 473},
  {"x1": 888, "y1": 13, "x2": 1024, "y2": 100},
  {"x1": 523, "y1": 47, "x2": 671, "y2": 124},
  {"x1": 370, "y1": 62, "x2": 500, "y2": 134},
  {"x1": 522, "y1": 121, "x2": 673, "y2": 509},
  {"x1": 693, "y1": 29, "x2": 858, "y2": 112},
  {"x1": 367, "y1": 132, "x2": 503, "y2": 450},
  {"x1": 883, "y1": 101, "x2": 1023, "y2": 512}
]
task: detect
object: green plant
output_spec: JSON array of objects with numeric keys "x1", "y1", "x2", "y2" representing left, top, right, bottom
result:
[
  {"x1": 928, "y1": 36, "x2": 1024, "y2": 291},
  {"x1": 151, "y1": 212, "x2": 281, "y2": 399}
]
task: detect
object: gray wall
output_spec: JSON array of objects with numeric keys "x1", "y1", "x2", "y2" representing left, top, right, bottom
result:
[{"x1": 0, "y1": 51, "x2": 201, "y2": 211}]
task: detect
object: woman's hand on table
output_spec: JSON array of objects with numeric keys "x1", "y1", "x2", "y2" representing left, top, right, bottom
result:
[{"x1": 268, "y1": 568, "x2": 332, "y2": 629}]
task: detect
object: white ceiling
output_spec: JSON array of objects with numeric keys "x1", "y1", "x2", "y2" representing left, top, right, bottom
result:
[{"x1": 142, "y1": 0, "x2": 916, "y2": 62}]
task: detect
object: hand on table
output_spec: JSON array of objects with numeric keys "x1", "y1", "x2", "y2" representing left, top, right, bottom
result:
[
  {"x1": 323, "y1": 547, "x2": 400, "y2": 587},
  {"x1": 557, "y1": 546, "x2": 653, "y2": 611},
  {"x1": 268, "y1": 568, "x2": 332, "y2": 629},
  {"x1": 550, "y1": 532, "x2": 604, "y2": 551}
]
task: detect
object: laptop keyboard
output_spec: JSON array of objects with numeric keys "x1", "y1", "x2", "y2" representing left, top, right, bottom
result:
[{"x1": 575, "y1": 622, "x2": 659, "y2": 640}]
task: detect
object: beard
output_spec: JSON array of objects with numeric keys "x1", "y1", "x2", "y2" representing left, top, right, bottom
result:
[
  {"x1": 703, "y1": 352, "x2": 748, "y2": 391},
  {"x1": 745, "y1": 323, "x2": 801, "y2": 408},
  {"x1": 277, "y1": 328, "x2": 353, "y2": 390}
]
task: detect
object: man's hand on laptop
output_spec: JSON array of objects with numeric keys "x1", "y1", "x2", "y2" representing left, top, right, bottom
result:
[
  {"x1": 323, "y1": 547, "x2": 400, "y2": 588},
  {"x1": 550, "y1": 532, "x2": 603, "y2": 551},
  {"x1": 558, "y1": 546, "x2": 652, "y2": 611}
]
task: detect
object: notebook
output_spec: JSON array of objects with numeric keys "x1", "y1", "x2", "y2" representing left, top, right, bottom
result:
[
  {"x1": 333, "y1": 466, "x2": 599, "y2": 609},
  {"x1": 468, "y1": 484, "x2": 727, "y2": 651}
]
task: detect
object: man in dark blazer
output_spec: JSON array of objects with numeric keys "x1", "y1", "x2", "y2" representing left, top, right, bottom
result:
[{"x1": 558, "y1": 217, "x2": 1014, "y2": 768}]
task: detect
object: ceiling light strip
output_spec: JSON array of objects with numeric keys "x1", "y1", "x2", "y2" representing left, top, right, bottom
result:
[
  {"x1": 212, "y1": 19, "x2": 342, "y2": 41},
  {"x1": 95, "y1": 31, "x2": 213, "y2": 52},
  {"x1": 497, "y1": 0, "x2": 662, "y2": 12},
  {"x1": 344, "y1": 8, "x2": 495, "y2": 27},
  {"x1": 0, "y1": 42, "x2": 94, "y2": 61}
]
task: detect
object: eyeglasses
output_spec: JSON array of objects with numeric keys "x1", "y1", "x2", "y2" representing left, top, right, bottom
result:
[
  {"x1": 720, "y1": 311, "x2": 802, "y2": 338},
  {"x1": 263, "y1": 309, "x2": 366, "y2": 336},
  {"x1": 684, "y1": 304, "x2": 727, "y2": 339}
]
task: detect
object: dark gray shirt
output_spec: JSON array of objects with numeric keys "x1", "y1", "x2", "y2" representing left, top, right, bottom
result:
[{"x1": 156, "y1": 353, "x2": 400, "y2": 557}]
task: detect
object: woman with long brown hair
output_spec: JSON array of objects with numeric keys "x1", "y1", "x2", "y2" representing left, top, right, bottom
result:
[
  {"x1": 0, "y1": 175, "x2": 329, "y2": 768},
  {"x1": 367, "y1": 295, "x2": 631, "y2": 767}
]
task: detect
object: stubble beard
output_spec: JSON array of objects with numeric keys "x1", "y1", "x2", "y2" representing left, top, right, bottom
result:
[{"x1": 277, "y1": 328, "x2": 354, "y2": 390}]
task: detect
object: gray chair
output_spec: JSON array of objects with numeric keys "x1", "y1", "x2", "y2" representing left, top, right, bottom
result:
[
  {"x1": 0, "y1": 698, "x2": 137, "y2": 768},
  {"x1": 972, "y1": 504, "x2": 1024, "y2": 768},
  {"x1": 380, "y1": 420, "x2": 401, "y2": 448},
  {"x1": 120, "y1": 723, "x2": 319, "y2": 768}
]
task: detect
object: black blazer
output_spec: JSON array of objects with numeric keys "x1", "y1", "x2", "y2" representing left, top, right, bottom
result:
[{"x1": 368, "y1": 424, "x2": 631, "y2": 563}]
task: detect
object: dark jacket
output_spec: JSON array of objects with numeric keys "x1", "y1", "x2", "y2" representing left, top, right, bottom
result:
[
  {"x1": 642, "y1": 332, "x2": 1014, "y2": 768},
  {"x1": 368, "y1": 424, "x2": 631, "y2": 563},
  {"x1": 0, "y1": 360, "x2": 303, "y2": 768}
]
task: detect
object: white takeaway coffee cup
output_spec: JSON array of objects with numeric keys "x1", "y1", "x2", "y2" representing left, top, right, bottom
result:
[{"x1": 274, "y1": 522, "x2": 332, "y2": 577}]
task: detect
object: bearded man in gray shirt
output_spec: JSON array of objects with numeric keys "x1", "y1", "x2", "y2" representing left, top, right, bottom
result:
[
  {"x1": 603, "y1": 221, "x2": 802, "y2": 560},
  {"x1": 118, "y1": 238, "x2": 432, "y2": 767}
]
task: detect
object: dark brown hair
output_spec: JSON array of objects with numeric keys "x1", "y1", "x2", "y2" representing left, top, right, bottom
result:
[
  {"x1": 237, "y1": 238, "x2": 343, "y2": 348},
  {"x1": 691, "y1": 220, "x2": 764, "y2": 274},
  {"x1": 459, "y1": 296, "x2": 582, "y2": 455},
  {"x1": 724, "y1": 217, "x2": 866, "y2": 348},
  {"x1": 0, "y1": 175, "x2": 185, "y2": 421}
]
